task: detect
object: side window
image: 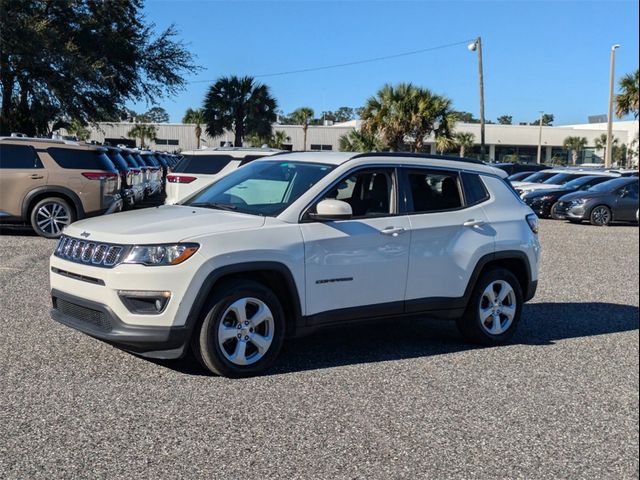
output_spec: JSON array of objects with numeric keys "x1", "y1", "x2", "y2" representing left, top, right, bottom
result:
[
  {"x1": 0, "y1": 144, "x2": 43, "y2": 169},
  {"x1": 48, "y1": 147, "x2": 111, "y2": 170},
  {"x1": 406, "y1": 169, "x2": 463, "y2": 213},
  {"x1": 623, "y1": 183, "x2": 639, "y2": 198},
  {"x1": 239, "y1": 155, "x2": 262, "y2": 166},
  {"x1": 461, "y1": 172, "x2": 490, "y2": 205},
  {"x1": 317, "y1": 169, "x2": 394, "y2": 218}
]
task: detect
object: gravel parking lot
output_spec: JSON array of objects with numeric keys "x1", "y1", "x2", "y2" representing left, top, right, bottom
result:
[{"x1": 0, "y1": 220, "x2": 638, "y2": 479}]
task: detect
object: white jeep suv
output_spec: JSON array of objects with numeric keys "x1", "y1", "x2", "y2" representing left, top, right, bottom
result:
[{"x1": 50, "y1": 152, "x2": 540, "y2": 377}]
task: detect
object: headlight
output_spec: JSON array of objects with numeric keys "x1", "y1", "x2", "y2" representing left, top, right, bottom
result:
[
  {"x1": 570, "y1": 199, "x2": 587, "y2": 206},
  {"x1": 123, "y1": 243, "x2": 199, "y2": 266}
]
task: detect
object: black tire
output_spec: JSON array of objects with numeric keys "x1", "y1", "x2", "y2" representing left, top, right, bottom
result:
[
  {"x1": 456, "y1": 268, "x2": 523, "y2": 345},
  {"x1": 191, "y1": 279, "x2": 286, "y2": 377},
  {"x1": 29, "y1": 197, "x2": 75, "y2": 239},
  {"x1": 549, "y1": 202, "x2": 561, "y2": 220},
  {"x1": 568, "y1": 218, "x2": 582, "y2": 224},
  {"x1": 589, "y1": 205, "x2": 612, "y2": 226}
]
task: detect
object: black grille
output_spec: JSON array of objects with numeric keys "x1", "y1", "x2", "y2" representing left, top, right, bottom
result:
[
  {"x1": 55, "y1": 235, "x2": 127, "y2": 268},
  {"x1": 55, "y1": 298, "x2": 112, "y2": 331}
]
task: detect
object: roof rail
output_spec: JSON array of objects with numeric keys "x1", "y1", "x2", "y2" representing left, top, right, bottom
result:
[{"x1": 349, "y1": 152, "x2": 487, "y2": 165}]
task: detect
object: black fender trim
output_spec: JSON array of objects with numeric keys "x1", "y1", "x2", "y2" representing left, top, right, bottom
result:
[
  {"x1": 22, "y1": 186, "x2": 85, "y2": 220},
  {"x1": 185, "y1": 261, "x2": 304, "y2": 336}
]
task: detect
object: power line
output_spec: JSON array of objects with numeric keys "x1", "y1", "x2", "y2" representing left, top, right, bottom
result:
[{"x1": 187, "y1": 38, "x2": 476, "y2": 84}]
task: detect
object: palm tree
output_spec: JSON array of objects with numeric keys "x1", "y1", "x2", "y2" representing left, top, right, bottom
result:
[
  {"x1": 594, "y1": 133, "x2": 619, "y2": 161},
  {"x1": 127, "y1": 123, "x2": 157, "y2": 149},
  {"x1": 454, "y1": 132, "x2": 475, "y2": 158},
  {"x1": 183, "y1": 108, "x2": 205, "y2": 149},
  {"x1": 291, "y1": 107, "x2": 314, "y2": 150},
  {"x1": 361, "y1": 83, "x2": 456, "y2": 152},
  {"x1": 246, "y1": 129, "x2": 290, "y2": 149},
  {"x1": 203, "y1": 76, "x2": 277, "y2": 147},
  {"x1": 562, "y1": 136, "x2": 588, "y2": 165},
  {"x1": 435, "y1": 134, "x2": 456, "y2": 154},
  {"x1": 338, "y1": 129, "x2": 383, "y2": 152},
  {"x1": 66, "y1": 119, "x2": 90, "y2": 141},
  {"x1": 615, "y1": 69, "x2": 639, "y2": 118}
]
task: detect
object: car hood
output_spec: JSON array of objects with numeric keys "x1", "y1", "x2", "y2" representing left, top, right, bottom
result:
[
  {"x1": 64, "y1": 205, "x2": 266, "y2": 244},
  {"x1": 558, "y1": 190, "x2": 609, "y2": 202}
]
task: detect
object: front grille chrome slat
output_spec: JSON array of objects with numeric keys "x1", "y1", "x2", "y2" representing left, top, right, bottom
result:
[{"x1": 54, "y1": 235, "x2": 127, "y2": 268}]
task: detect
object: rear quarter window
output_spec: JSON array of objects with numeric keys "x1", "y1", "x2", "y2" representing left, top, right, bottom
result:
[
  {"x1": 48, "y1": 148, "x2": 116, "y2": 171},
  {"x1": 174, "y1": 154, "x2": 235, "y2": 174},
  {"x1": 0, "y1": 144, "x2": 43, "y2": 169},
  {"x1": 462, "y1": 172, "x2": 490, "y2": 205}
]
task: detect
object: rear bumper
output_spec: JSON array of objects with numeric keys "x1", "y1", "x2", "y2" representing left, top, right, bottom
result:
[{"x1": 50, "y1": 289, "x2": 190, "y2": 359}]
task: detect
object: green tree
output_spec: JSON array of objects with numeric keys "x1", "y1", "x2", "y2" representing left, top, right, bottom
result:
[
  {"x1": 454, "y1": 132, "x2": 475, "y2": 157},
  {"x1": 333, "y1": 107, "x2": 355, "y2": 123},
  {"x1": 435, "y1": 134, "x2": 456, "y2": 154},
  {"x1": 530, "y1": 114, "x2": 554, "y2": 126},
  {"x1": 291, "y1": 107, "x2": 315, "y2": 150},
  {"x1": 66, "y1": 119, "x2": 91, "y2": 141},
  {"x1": 615, "y1": 69, "x2": 639, "y2": 119},
  {"x1": 0, "y1": 0, "x2": 198, "y2": 136},
  {"x1": 182, "y1": 108, "x2": 205, "y2": 149},
  {"x1": 127, "y1": 123, "x2": 157, "y2": 149},
  {"x1": 247, "y1": 130, "x2": 290, "y2": 149},
  {"x1": 594, "y1": 133, "x2": 619, "y2": 161},
  {"x1": 338, "y1": 130, "x2": 383, "y2": 152},
  {"x1": 143, "y1": 106, "x2": 170, "y2": 123},
  {"x1": 562, "y1": 136, "x2": 588, "y2": 165},
  {"x1": 497, "y1": 115, "x2": 513, "y2": 125},
  {"x1": 203, "y1": 76, "x2": 277, "y2": 147},
  {"x1": 453, "y1": 111, "x2": 479, "y2": 123}
]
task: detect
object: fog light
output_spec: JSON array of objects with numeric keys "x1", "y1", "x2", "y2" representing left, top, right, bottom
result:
[{"x1": 118, "y1": 290, "x2": 171, "y2": 314}]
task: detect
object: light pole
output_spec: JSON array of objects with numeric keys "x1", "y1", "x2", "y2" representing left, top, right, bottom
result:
[
  {"x1": 605, "y1": 44, "x2": 620, "y2": 168},
  {"x1": 468, "y1": 37, "x2": 486, "y2": 161},
  {"x1": 536, "y1": 111, "x2": 544, "y2": 164}
]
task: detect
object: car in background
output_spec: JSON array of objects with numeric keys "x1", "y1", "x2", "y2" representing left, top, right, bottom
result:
[
  {"x1": 138, "y1": 151, "x2": 163, "y2": 196},
  {"x1": 104, "y1": 146, "x2": 144, "y2": 208},
  {"x1": 0, "y1": 136, "x2": 122, "y2": 238},
  {"x1": 164, "y1": 147, "x2": 283, "y2": 204},
  {"x1": 514, "y1": 171, "x2": 619, "y2": 196},
  {"x1": 510, "y1": 170, "x2": 561, "y2": 189},
  {"x1": 553, "y1": 177, "x2": 639, "y2": 226},
  {"x1": 522, "y1": 175, "x2": 614, "y2": 218},
  {"x1": 492, "y1": 162, "x2": 551, "y2": 176},
  {"x1": 507, "y1": 171, "x2": 538, "y2": 182}
]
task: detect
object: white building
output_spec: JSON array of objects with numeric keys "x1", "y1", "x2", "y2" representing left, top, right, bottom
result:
[{"x1": 75, "y1": 119, "x2": 638, "y2": 165}]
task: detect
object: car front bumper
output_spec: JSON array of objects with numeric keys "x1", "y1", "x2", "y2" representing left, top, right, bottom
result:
[{"x1": 51, "y1": 289, "x2": 190, "y2": 359}]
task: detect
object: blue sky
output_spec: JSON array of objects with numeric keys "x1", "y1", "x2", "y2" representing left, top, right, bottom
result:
[{"x1": 134, "y1": 0, "x2": 640, "y2": 125}]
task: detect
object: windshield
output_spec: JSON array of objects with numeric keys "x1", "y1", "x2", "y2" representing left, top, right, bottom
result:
[
  {"x1": 543, "y1": 173, "x2": 581, "y2": 185},
  {"x1": 587, "y1": 178, "x2": 633, "y2": 192},
  {"x1": 183, "y1": 160, "x2": 335, "y2": 216},
  {"x1": 564, "y1": 176, "x2": 603, "y2": 189},
  {"x1": 521, "y1": 171, "x2": 555, "y2": 183}
]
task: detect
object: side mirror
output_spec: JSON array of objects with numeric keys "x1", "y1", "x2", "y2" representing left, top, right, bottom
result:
[{"x1": 309, "y1": 199, "x2": 352, "y2": 221}]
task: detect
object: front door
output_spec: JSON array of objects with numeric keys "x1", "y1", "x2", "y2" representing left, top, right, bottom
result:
[
  {"x1": 0, "y1": 143, "x2": 48, "y2": 218},
  {"x1": 615, "y1": 182, "x2": 639, "y2": 221},
  {"x1": 300, "y1": 168, "x2": 411, "y2": 320}
]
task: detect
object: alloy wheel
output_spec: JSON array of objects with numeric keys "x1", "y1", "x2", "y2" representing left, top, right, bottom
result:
[
  {"x1": 217, "y1": 297, "x2": 275, "y2": 366},
  {"x1": 591, "y1": 206, "x2": 611, "y2": 226},
  {"x1": 478, "y1": 280, "x2": 517, "y2": 335},
  {"x1": 36, "y1": 202, "x2": 71, "y2": 236}
]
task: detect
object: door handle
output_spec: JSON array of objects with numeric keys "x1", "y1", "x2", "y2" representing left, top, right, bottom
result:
[
  {"x1": 463, "y1": 219, "x2": 485, "y2": 228},
  {"x1": 381, "y1": 226, "x2": 406, "y2": 237},
  {"x1": 30, "y1": 174, "x2": 44, "y2": 180}
]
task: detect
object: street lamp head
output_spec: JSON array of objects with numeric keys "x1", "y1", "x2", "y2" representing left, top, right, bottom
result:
[
  {"x1": 467, "y1": 41, "x2": 477, "y2": 52},
  {"x1": 611, "y1": 44, "x2": 621, "y2": 50}
]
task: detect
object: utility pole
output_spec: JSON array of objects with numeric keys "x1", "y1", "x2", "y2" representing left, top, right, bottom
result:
[
  {"x1": 606, "y1": 44, "x2": 620, "y2": 168},
  {"x1": 468, "y1": 37, "x2": 486, "y2": 161},
  {"x1": 536, "y1": 111, "x2": 543, "y2": 164}
]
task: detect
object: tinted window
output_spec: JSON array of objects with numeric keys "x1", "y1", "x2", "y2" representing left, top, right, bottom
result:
[
  {"x1": 48, "y1": 148, "x2": 116, "y2": 171},
  {"x1": 0, "y1": 144, "x2": 43, "y2": 168},
  {"x1": 121, "y1": 152, "x2": 141, "y2": 168},
  {"x1": 406, "y1": 170, "x2": 462, "y2": 213},
  {"x1": 106, "y1": 151, "x2": 129, "y2": 171},
  {"x1": 543, "y1": 173, "x2": 582, "y2": 185},
  {"x1": 588, "y1": 178, "x2": 633, "y2": 193},
  {"x1": 462, "y1": 172, "x2": 490, "y2": 205},
  {"x1": 174, "y1": 154, "x2": 235, "y2": 174},
  {"x1": 507, "y1": 171, "x2": 534, "y2": 181},
  {"x1": 320, "y1": 170, "x2": 394, "y2": 218},
  {"x1": 521, "y1": 171, "x2": 556, "y2": 183},
  {"x1": 239, "y1": 155, "x2": 265, "y2": 166}
]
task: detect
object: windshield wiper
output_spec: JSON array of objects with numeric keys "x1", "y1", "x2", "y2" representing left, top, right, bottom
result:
[{"x1": 190, "y1": 202, "x2": 237, "y2": 211}]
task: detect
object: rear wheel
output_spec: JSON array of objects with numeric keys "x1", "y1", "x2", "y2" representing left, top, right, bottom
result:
[
  {"x1": 456, "y1": 268, "x2": 523, "y2": 345},
  {"x1": 550, "y1": 202, "x2": 561, "y2": 219},
  {"x1": 192, "y1": 279, "x2": 285, "y2": 377},
  {"x1": 30, "y1": 197, "x2": 75, "y2": 238},
  {"x1": 590, "y1": 205, "x2": 611, "y2": 226}
]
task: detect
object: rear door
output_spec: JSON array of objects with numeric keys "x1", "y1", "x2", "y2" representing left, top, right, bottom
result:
[
  {"x1": 402, "y1": 168, "x2": 495, "y2": 312},
  {"x1": 0, "y1": 143, "x2": 48, "y2": 218},
  {"x1": 614, "y1": 182, "x2": 639, "y2": 221}
]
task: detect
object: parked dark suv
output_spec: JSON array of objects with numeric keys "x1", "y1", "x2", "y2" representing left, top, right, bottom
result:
[{"x1": 554, "y1": 177, "x2": 639, "y2": 226}]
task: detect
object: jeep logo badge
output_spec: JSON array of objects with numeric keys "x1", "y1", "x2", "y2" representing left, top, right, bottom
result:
[{"x1": 80, "y1": 231, "x2": 90, "y2": 238}]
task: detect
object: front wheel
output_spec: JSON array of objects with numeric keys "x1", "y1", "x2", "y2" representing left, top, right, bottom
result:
[
  {"x1": 590, "y1": 205, "x2": 611, "y2": 226},
  {"x1": 192, "y1": 279, "x2": 285, "y2": 377},
  {"x1": 456, "y1": 268, "x2": 523, "y2": 345}
]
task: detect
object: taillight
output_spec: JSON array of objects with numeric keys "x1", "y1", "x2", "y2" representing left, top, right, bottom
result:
[
  {"x1": 167, "y1": 175, "x2": 197, "y2": 184},
  {"x1": 82, "y1": 172, "x2": 118, "y2": 180}
]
